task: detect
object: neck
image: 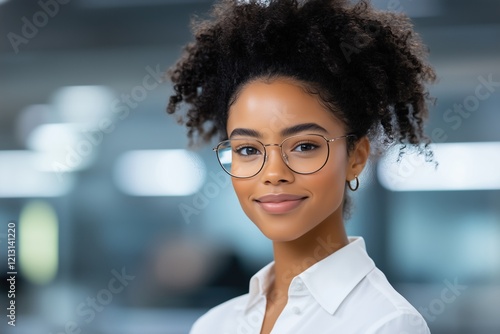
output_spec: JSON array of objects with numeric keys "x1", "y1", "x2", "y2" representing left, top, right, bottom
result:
[{"x1": 267, "y1": 212, "x2": 349, "y2": 304}]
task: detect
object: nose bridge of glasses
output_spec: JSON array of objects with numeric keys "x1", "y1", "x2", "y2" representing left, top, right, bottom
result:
[{"x1": 262, "y1": 143, "x2": 290, "y2": 166}]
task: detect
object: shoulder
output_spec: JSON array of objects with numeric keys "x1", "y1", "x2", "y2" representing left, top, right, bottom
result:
[
  {"x1": 363, "y1": 268, "x2": 419, "y2": 312},
  {"x1": 189, "y1": 294, "x2": 249, "y2": 334},
  {"x1": 366, "y1": 311, "x2": 431, "y2": 334},
  {"x1": 352, "y1": 268, "x2": 430, "y2": 333}
]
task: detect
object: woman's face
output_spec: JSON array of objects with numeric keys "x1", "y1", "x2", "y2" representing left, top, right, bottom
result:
[{"x1": 226, "y1": 78, "x2": 368, "y2": 242}]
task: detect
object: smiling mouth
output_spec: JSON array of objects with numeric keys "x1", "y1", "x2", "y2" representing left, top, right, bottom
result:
[{"x1": 254, "y1": 195, "x2": 308, "y2": 214}]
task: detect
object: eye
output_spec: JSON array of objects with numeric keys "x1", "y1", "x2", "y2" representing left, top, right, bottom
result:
[
  {"x1": 292, "y1": 142, "x2": 318, "y2": 152},
  {"x1": 235, "y1": 145, "x2": 262, "y2": 156}
]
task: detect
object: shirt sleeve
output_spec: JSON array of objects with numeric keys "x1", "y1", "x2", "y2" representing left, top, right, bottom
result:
[{"x1": 367, "y1": 311, "x2": 431, "y2": 334}]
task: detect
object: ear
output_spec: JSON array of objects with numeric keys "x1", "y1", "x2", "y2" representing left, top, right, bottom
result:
[{"x1": 346, "y1": 136, "x2": 370, "y2": 181}]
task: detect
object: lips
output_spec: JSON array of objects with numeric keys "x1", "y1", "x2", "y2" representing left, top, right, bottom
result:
[{"x1": 254, "y1": 194, "x2": 308, "y2": 214}]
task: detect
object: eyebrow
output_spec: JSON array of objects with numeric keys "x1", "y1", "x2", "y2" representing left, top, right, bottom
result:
[{"x1": 229, "y1": 122, "x2": 329, "y2": 139}]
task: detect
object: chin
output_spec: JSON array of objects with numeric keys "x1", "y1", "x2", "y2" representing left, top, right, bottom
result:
[
  {"x1": 254, "y1": 221, "x2": 314, "y2": 243},
  {"x1": 262, "y1": 232, "x2": 298, "y2": 242}
]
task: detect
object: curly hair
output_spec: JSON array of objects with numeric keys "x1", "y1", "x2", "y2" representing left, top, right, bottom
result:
[{"x1": 166, "y1": 0, "x2": 436, "y2": 215}]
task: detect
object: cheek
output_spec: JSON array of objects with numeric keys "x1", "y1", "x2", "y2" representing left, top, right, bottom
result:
[
  {"x1": 309, "y1": 151, "x2": 348, "y2": 200},
  {"x1": 231, "y1": 179, "x2": 252, "y2": 206},
  {"x1": 231, "y1": 179, "x2": 261, "y2": 221},
  {"x1": 309, "y1": 169, "x2": 346, "y2": 198}
]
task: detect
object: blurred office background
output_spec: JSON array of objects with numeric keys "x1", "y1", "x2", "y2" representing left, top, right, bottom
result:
[{"x1": 0, "y1": 0, "x2": 499, "y2": 333}]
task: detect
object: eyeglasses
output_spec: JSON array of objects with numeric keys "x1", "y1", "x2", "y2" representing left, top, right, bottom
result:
[{"x1": 213, "y1": 134, "x2": 354, "y2": 178}]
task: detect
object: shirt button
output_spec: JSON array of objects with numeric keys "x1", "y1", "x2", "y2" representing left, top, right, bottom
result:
[
  {"x1": 292, "y1": 306, "x2": 301, "y2": 315},
  {"x1": 294, "y1": 280, "x2": 303, "y2": 291}
]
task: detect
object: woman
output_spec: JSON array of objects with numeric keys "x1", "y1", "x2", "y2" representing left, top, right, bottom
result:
[{"x1": 167, "y1": 0, "x2": 435, "y2": 333}]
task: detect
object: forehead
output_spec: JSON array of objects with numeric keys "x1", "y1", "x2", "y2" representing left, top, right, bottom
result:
[{"x1": 227, "y1": 78, "x2": 344, "y2": 137}]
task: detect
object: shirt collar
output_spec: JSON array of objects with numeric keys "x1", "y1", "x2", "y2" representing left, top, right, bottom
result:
[
  {"x1": 243, "y1": 261, "x2": 274, "y2": 311},
  {"x1": 243, "y1": 237, "x2": 375, "y2": 315},
  {"x1": 299, "y1": 236, "x2": 375, "y2": 315}
]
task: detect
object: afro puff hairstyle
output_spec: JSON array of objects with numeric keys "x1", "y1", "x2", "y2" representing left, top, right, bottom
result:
[{"x1": 167, "y1": 0, "x2": 436, "y2": 158}]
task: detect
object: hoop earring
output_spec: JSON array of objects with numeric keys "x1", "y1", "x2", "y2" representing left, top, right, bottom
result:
[{"x1": 347, "y1": 175, "x2": 359, "y2": 191}]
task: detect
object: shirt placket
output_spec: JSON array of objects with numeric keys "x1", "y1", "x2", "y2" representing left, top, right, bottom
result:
[
  {"x1": 238, "y1": 295, "x2": 267, "y2": 334},
  {"x1": 271, "y1": 278, "x2": 312, "y2": 334}
]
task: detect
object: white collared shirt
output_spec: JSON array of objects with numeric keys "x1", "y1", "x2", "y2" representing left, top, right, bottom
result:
[{"x1": 190, "y1": 237, "x2": 430, "y2": 334}]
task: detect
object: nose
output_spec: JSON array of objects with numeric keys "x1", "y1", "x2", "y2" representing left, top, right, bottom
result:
[{"x1": 260, "y1": 145, "x2": 294, "y2": 185}]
